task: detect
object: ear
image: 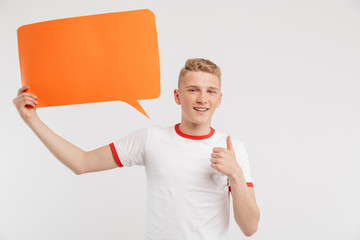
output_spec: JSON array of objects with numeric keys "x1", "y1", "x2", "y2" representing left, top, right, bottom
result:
[
  {"x1": 216, "y1": 92, "x2": 222, "y2": 108},
  {"x1": 174, "y1": 89, "x2": 181, "y2": 105}
]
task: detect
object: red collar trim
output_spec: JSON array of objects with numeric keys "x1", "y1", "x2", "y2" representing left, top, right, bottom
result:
[{"x1": 175, "y1": 123, "x2": 215, "y2": 140}]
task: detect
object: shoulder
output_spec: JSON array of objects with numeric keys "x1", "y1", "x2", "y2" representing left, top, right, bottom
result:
[
  {"x1": 212, "y1": 128, "x2": 244, "y2": 146},
  {"x1": 147, "y1": 125, "x2": 172, "y2": 133},
  {"x1": 146, "y1": 124, "x2": 175, "y2": 138},
  {"x1": 127, "y1": 125, "x2": 170, "y2": 134},
  {"x1": 122, "y1": 125, "x2": 174, "y2": 138}
]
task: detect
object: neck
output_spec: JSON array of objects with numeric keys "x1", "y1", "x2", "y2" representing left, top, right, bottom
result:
[{"x1": 178, "y1": 119, "x2": 212, "y2": 136}]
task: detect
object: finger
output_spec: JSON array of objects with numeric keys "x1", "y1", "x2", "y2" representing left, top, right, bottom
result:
[
  {"x1": 16, "y1": 93, "x2": 37, "y2": 105},
  {"x1": 211, "y1": 162, "x2": 222, "y2": 172},
  {"x1": 210, "y1": 157, "x2": 218, "y2": 163},
  {"x1": 23, "y1": 96, "x2": 38, "y2": 107},
  {"x1": 23, "y1": 95, "x2": 38, "y2": 103},
  {"x1": 211, "y1": 157, "x2": 224, "y2": 164},
  {"x1": 210, "y1": 162, "x2": 218, "y2": 170},
  {"x1": 24, "y1": 99, "x2": 36, "y2": 107},
  {"x1": 213, "y1": 147, "x2": 226, "y2": 153},
  {"x1": 18, "y1": 86, "x2": 29, "y2": 95},
  {"x1": 23, "y1": 92, "x2": 37, "y2": 99},
  {"x1": 211, "y1": 152, "x2": 224, "y2": 159},
  {"x1": 22, "y1": 93, "x2": 38, "y2": 101},
  {"x1": 15, "y1": 95, "x2": 29, "y2": 105},
  {"x1": 227, "y1": 136, "x2": 234, "y2": 151}
]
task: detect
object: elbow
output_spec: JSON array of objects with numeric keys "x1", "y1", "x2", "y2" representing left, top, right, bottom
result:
[
  {"x1": 72, "y1": 168, "x2": 84, "y2": 175},
  {"x1": 242, "y1": 225, "x2": 258, "y2": 237},
  {"x1": 236, "y1": 214, "x2": 260, "y2": 237},
  {"x1": 72, "y1": 152, "x2": 89, "y2": 175},
  {"x1": 71, "y1": 165, "x2": 85, "y2": 175},
  {"x1": 71, "y1": 162, "x2": 87, "y2": 175},
  {"x1": 237, "y1": 220, "x2": 258, "y2": 237}
]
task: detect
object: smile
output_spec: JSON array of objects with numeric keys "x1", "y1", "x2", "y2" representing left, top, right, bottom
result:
[{"x1": 193, "y1": 107, "x2": 209, "y2": 112}]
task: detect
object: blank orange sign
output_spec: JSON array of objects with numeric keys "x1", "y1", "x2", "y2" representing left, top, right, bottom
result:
[{"x1": 17, "y1": 9, "x2": 160, "y2": 118}]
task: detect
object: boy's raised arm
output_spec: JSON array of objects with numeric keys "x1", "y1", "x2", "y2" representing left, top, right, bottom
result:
[{"x1": 13, "y1": 86, "x2": 118, "y2": 175}]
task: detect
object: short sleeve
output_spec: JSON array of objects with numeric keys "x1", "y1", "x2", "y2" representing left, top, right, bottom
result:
[
  {"x1": 109, "y1": 127, "x2": 148, "y2": 167},
  {"x1": 231, "y1": 140, "x2": 253, "y2": 188}
]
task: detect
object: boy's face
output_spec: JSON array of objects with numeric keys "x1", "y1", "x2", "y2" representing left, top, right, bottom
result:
[{"x1": 174, "y1": 71, "x2": 222, "y2": 126}]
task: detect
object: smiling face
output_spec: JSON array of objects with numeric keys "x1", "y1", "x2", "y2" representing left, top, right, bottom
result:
[{"x1": 174, "y1": 71, "x2": 222, "y2": 127}]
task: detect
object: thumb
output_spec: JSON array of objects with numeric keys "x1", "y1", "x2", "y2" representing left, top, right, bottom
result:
[{"x1": 226, "y1": 136, "x2": 233, "y2": 151}]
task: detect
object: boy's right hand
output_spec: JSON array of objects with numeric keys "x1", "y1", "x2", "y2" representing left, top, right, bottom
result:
[{"x1": 13, "y1": 86, "x2": 38, "y2": 122}]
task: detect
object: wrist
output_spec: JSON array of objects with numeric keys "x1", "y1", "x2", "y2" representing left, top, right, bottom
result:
[
  {"x1": 229, "y1": 167, "x2": 245, "y2": 183},
  {"x1": 25, "y1": 113, "x2": 40, "y2": 127}
]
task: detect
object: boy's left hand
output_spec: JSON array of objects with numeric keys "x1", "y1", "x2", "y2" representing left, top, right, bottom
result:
[{"x1": 210, "y1": 136, "x2": 242, "y2": 178}]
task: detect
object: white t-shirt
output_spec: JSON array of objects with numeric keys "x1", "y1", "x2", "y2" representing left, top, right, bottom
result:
[{"x1": 109, "y1": 124, "x2": 253, "y2": 240}]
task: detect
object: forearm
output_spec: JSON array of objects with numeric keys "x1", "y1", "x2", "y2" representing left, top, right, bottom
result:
[
  {"x1": 229, "y1": 169, "x2": 260, "y2": 236},
  {"x1": 26, "y1": 114, "x2": 86, "y2": 174}
]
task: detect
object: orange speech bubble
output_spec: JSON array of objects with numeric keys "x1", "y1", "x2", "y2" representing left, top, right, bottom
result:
[{"x1": 17, "y1": 9, "x2": 160, "y2": 118}]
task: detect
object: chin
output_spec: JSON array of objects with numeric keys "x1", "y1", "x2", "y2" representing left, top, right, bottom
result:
[
  {"x1": 182, "y1": 111, "x2": 214, "y2": 126},
  {"x1": 190, "y1": 117, "x2": 212, "y2": 125}
]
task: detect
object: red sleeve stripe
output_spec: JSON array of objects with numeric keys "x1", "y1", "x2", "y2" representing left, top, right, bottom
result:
[
  {"x1": 228, "y1": 182, "x2": 254, "y2": 192},
  {"x1": 109, "y1": 143, "x2": 123, "y2": 167},
  {"x1": 247, "y1": 182, "x2": 254, "y2": 187}
]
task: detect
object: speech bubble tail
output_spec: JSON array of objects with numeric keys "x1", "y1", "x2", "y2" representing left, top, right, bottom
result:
[{"x1": 127, "y1": 100, "x2": 150, "y2": 119}]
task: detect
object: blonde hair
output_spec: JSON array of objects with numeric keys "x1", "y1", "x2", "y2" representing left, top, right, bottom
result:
[{"x1": 178, "y1": 58, "x2": 221, "y2": 88}]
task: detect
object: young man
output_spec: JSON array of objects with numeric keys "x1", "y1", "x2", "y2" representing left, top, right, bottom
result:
[{"x1": 13, "y1": 58, "x2": 260, "y2": 239}]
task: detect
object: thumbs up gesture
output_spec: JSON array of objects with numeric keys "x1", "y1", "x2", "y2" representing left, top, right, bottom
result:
[{"x1": 210, "y1": 136, "x2": 242, "y2": 177}]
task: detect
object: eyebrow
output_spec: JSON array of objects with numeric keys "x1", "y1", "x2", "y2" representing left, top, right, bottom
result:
[{"x1": 185, "y1": 85, "x2": 220, "y2": 91}]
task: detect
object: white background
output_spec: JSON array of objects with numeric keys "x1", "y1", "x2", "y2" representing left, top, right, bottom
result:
[{"x1": 1, "y1": 0, "x2": 359, "y2": 239}]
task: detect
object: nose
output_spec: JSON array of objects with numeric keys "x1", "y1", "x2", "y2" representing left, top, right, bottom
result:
[{"x1": 197, "y1": 91, "x2": 208, "y2": 104}]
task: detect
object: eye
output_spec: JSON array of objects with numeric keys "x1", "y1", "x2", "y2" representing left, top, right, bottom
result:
[
  {"x1": 188, "y1": 89, "x2": 198, "y2": 92},
  {"x1": 208, "y1": 90, "x2": 217, "y2": 94}
]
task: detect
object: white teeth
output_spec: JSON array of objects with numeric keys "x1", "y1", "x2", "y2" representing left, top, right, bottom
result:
[{"x1": 194, "y1": 107, "x2": 208, "y2": 111}]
